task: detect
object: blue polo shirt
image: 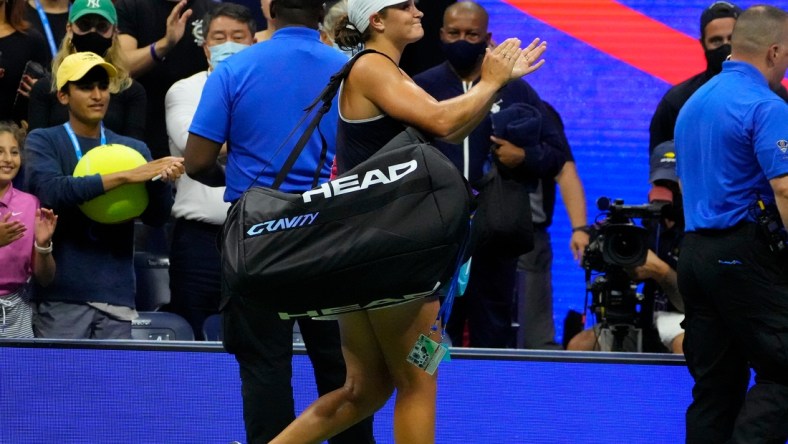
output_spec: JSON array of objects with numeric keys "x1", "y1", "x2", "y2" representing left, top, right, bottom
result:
[
  {"x1": 675, "y1": 60, "x2": 788, "y2": 231},
  {"x1": 189, "y1": 27, "x2": 348, "y2": 202}
]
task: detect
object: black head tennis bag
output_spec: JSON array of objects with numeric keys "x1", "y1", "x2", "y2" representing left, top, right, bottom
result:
[{"x1": 222, "y1": 53, "x2": 472, "y2": 319}]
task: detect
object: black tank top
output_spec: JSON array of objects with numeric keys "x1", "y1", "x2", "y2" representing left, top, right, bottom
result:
[
  {"x1": 335, "y1": 50, "x2": 406, "y2": 174},
  {"x1": 336, "y1": 111, "x2": 405, "y2": 173}
]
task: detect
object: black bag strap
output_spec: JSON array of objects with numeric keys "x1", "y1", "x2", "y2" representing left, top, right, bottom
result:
[{"x1": 266, "y1": 48, "x2": 389, "y2": 190}]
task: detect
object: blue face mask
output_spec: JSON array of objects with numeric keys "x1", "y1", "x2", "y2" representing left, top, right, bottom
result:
[{"x1": 209, "y1": 41, "x2": 250, "y2": 67}]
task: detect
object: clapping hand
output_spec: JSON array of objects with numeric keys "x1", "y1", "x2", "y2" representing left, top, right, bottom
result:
[
  {"x1": 511, "y1": 38, "x2": 547, "y2": 78},
  {"x1": 34, "y1": 208, "x2": 57, "y2": 248},
  {"x1": 0, "y1": 212, "x2": 25, "y2": 247}
]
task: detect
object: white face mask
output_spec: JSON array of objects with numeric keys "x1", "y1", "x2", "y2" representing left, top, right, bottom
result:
[{"x1": 208, "y1": 41, "x2": 250, "y2": 67}]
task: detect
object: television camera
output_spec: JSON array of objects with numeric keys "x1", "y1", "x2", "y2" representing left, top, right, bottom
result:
[{"x1": 581, "y1": 197, "x2": 670, "y2": 352}]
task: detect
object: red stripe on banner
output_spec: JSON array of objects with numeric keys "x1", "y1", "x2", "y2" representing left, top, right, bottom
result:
[{"x1": 504, "y1": 0, "x2": 705, "y2": 84}]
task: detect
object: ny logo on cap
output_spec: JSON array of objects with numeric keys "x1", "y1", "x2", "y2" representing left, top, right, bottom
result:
[{"x1": 87, "y1": 0, "x2": 101, "y2": 8}]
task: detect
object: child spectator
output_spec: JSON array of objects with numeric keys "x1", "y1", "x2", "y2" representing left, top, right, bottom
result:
[{"x1": 0, "y1": 121, "x2": 56, "y2": 338}]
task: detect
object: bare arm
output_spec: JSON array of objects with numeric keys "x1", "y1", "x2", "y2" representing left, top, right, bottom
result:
[
  {"x1": 440, "y1": 93, "x2": 498, "y2": 144},
  {"x1": 184, "y1": 133, "x2": 224, "y2": 187},
  {"x1": 627, "y1": 250, "x2": 684, "y2": 312},
  {"x1": 118, "y1": 0, "x2": 193, "y2": 78},
  {"x1": 556, "y1": 161, "x2": 589, "y2": 262},
  {"x1": 770, "y1": 174, "x2": 788, "y2": 228},
  {"x1": 100, "y1": 156, "x2": 185, "y2": 190},
  {"x1": 345, "y1": 39, "x2": 546, "y2": 140}
]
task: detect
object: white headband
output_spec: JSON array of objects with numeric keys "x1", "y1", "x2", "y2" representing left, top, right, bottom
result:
[{"x1": 347, "y1": 0, "x2": 404, "y2": 34}]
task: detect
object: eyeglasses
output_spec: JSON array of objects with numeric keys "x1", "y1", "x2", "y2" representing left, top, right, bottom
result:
[{"x1": 73, "y1": 16, "x2": 113, "y2": 36}]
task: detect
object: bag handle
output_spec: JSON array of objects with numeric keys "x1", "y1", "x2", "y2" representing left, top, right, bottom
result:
[{"x1": 262, "y1": 48, "x2": 387, "y2": 190}]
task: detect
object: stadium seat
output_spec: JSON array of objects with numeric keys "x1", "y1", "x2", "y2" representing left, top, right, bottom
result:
[
  {"x1": 202, "y1": 314, "x2": 223, "y2": 341},
  {"x1": 131, "y1": 312, "x2": 194, "y2": 341},
  {"x1": 202, "y1": 314, "x2": 305, "y2": 345},
  {"x1": 134, "y1": 252, "x2": 171, "y2": 312}
]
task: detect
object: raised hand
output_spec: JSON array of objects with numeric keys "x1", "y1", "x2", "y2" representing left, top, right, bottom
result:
[
  {"x1": 0, "y1": 212, "x2": 26, "y2": 247},
  {"x1": 479, "y1": 37, "x2": 522, "y2": 89},
  {"x1": 34, "y1": 208, "x2": 58, "y2": 248},
  {"x1": 165, "y1": 0, "x2": 193, "y2": 50},
  {"x1": 511, "y1": 38, "x2": 547, "y2": 78}
]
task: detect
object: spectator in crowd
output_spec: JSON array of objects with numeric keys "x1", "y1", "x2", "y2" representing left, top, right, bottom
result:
[
  {"x1": 319, "y1": 0, "x2": 347, "y2": 49},
  {"x1": 267, "y1": 0, "x2": 546, "y2": 442},
  {"x1": 0, "y1": 121, "x2": 57, "y2": 338},
  {"x1": 649, "y1": 1, "x2": 743, "y2": 153},
  {"x1": 183, "y1": 0, "x2": 374, "y2": 442},
  {"x1": 164, "y1": 2, "x2": 255, "y2": 340},
  {"x1": 675, "y1": 6, "x2": 788, "y2": 442},
  {"x1": 414, "y1": 1, "x2": 565, "y2": 349},
  {"x1": 225, "y1": 0, "x2": 265, "y2": 31},
  {"x1": 24, "y1": 52, "x2": 183, "y2": 339},
  {"x1": 23, "y1": 0, "x2": 69, "y2": 60},
  {"x1": 566, "y1": 141, "x2": 685, "y2": 354},
  {"x1": 116, "y1": 0, "x2": 215, "y2": 159},
  {"x1": 27, "y1": 0, "x2": 147, "y2": 141},
  {"x1": 515, "y1": 101, "x2": 588, "y2": 350},
  {"x1": 0, "y1": 0, "x2": 48, "y2": 125},
  {"x1": 254, "y1": 0, "x2": 273, "y2": 42}
]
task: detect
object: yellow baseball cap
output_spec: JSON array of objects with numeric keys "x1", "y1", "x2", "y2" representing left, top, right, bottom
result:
[{"x1": 56, "y1": 51, "x2": 117, "y2": 90}]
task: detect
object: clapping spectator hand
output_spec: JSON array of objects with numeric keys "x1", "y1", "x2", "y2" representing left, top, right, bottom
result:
[
  {"x1": 0, "y1": 212, "x2": 26, "y2": 247},
  {"x1": 34, "y1": 208, "x2": 58, "y2": 248}
]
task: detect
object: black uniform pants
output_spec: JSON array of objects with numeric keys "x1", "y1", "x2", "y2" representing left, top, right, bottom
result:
[
  {"x1": 222, "y1": 294, "x2": 375, "y2": 444},
  {"x1": 678, "y1": 223, "x2": 788, "y2": 444}
]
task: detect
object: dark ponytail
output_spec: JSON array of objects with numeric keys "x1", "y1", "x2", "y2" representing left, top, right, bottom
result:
[{"x1": 334, "y1": 15, "x2": 368, "y2": 51}]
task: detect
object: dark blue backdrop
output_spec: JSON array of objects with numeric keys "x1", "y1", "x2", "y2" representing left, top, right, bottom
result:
[{"x1": 479, "y1": 0, "x2": 788, "y2": 343}]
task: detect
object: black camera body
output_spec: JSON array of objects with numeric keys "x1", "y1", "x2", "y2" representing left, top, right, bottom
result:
[
  {"x1": 582, "y1": 198, "x2": 666, "y2": 272},
  {"x1": 582, "y1": 198, "x2": 669, "y2": 348}
]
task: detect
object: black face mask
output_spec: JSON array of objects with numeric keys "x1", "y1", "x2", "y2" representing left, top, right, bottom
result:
[
  {"x1": 705, "y1": 43, "x2": 731, "y2": 74},
  {"x1": 441, "y1": 39, "x2": 488, "y2": 76},
  {"x1": 71, "y1": 32, "x2": 113, "y2": 57}
]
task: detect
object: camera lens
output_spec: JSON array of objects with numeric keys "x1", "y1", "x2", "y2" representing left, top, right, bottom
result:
[{"x1": 602, "y1": 225, "x2": 648, "y2": 267}]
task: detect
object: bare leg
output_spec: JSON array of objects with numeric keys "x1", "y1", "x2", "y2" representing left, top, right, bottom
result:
[
  {"x1": 270, "y1": 296, "x2": 439, "y2": 444},
  {"x1": 368, "y1": 297, "x2": 440, "y2": 444},
  {"x1": 566, "y1": 328, "x2": 601, "y2": 351},
  {"x1": 671, "y1": 332, "x2": 685, "y2": 354}
]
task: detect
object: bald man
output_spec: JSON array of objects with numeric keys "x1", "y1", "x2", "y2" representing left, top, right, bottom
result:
[{"x1": 675, "y1": 5, "x2": 788, "y2": 443}]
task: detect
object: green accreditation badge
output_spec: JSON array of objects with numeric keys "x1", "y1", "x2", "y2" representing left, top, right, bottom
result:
[{"x1": 407, "y1": 333, "x2": 449, "y2": 375}]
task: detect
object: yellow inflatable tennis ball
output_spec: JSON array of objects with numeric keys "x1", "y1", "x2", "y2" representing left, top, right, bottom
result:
[{"x1": 73, "y1": 144, "x2": 149, "y2": 224}]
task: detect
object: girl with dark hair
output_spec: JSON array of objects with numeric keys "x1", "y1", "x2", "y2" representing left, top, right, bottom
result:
[{"x1": 0, "y1": 120, "x2": 57, "y2": 338}]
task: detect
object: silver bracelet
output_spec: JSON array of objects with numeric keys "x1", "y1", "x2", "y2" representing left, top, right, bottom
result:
[{"x1": 34, "y1": 241, "x2": 53, "y2": 255}]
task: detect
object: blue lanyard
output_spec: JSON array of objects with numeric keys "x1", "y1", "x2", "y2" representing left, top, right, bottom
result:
[
  {"x1": 33, "y1": 0, "x2": 59, "y2": 58},
  {"x1": 433, "y1": 217, "x2": 474, "y2": 338},
  {"x1": 64, "y1": 122, "x2": 106, "y2": 161}
]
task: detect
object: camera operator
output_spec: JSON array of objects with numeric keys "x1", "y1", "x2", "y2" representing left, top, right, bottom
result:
[
  {"x1": 633, "y1": 141, "x2": 685, "y2": 354},
  {"x1": 674, "y1": 6, "x2": 788, "y2": 443},
  {"x1": 566, "y1": 141, "x2": 685, "y2": 354}
]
